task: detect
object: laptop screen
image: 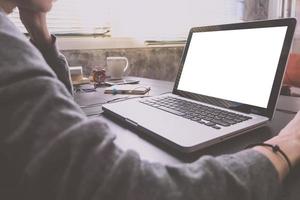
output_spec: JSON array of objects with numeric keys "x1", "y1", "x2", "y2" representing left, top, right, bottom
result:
[{"x1": 177, "y1": 26, "x2": 288, "y2": 109}]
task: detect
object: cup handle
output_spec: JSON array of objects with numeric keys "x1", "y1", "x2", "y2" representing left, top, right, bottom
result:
[{"x1": 123, "y1": 57, "x2": 129, "y2": 72}]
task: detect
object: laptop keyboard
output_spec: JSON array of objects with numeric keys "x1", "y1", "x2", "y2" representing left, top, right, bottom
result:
[{"x1": 140, "y1": 96, "x2": 252, "y2": 130}]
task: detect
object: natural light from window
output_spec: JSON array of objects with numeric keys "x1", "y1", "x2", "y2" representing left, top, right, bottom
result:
[{"x1": 9, "y1": 0, "x2": 244, "y2": 41}]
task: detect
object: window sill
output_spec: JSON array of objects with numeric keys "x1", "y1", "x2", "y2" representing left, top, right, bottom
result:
[{"x1": 57, "y1": 37, "x2": 185, "y2": 50}]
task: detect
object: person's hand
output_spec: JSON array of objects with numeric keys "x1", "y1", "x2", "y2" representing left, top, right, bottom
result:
[{"x1": 18, "y1": 8, "x2": 52, "y2": 48}]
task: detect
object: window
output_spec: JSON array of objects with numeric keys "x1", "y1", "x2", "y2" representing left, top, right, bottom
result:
[
  {"x1": 9, "y1": 0, "x2": 110, "y2": 35},
  {"x1": 105, "y1": 0, "x2": 244, "y2": 40},
  {"x1": 295, "y1": 0, "x2": 300, "y2": 37},
  {"x1": 9, "y1": 0, "x2": 244, "y2": 40}
]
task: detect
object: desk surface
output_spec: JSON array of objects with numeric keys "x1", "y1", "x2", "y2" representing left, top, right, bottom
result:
[{"x1": 75, "y1": 77, "x2": 300, "y2": 199}]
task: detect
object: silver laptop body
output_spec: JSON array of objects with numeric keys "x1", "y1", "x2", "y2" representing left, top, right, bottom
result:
[{"x1": 103, "y1": 18, "x2": 296, "y2": 152}]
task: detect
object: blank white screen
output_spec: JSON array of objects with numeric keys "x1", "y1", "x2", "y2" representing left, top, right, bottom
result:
[{"x1": 177, "y1": 26, "x2": 288, "y2": 108}]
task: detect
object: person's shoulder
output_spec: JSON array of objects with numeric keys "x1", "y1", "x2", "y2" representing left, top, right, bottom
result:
[
  {"x1": 0, "y1": 10, "x2": 43, "y2": 62},
  {"x1": 0, "y1": 10, "x2": 28, "y2": 43}
]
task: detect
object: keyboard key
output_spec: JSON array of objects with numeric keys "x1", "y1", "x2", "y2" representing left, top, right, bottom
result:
[
  {"x1": 206, "y1": 122, "x2": 216, "y2": 127},
  {"x1": 211, "y1": 119, "x2": 230, "y2": 127},
  {"x1": 212, "y1": 125, "x2": 221, "y2": 130},
  {"x1": 202, "y1": 116, "x2": 213, "y2": 121},
  {"x1": 233, "y1": 119, "x2": 243, "y2": 123},
  {"x1": 197, "y1": 119, "x2": 205, "y2": 124},
  {"x1": 221, "y1": 118, "x2": 237, "y2": 125},
  {"x1": 158, "y1": 106, "x2": 185, "y2": 116}
]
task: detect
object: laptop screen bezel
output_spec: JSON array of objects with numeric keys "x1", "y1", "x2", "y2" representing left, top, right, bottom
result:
[{"x1": 172, "y1": 18, "x2": 297, "y2": 119}]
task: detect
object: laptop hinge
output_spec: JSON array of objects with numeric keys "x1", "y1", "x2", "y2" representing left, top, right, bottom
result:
[{"x1": 229, "y1": 104, "x2": 252, "y2": 114}]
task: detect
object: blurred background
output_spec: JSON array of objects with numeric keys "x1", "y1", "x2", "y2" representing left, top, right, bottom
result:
[{"x1": 8, "y1": 0, "x2": 300, "y2": 81}]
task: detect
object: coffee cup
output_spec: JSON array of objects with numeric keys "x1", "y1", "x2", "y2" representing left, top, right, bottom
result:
[
  {"x1": 69, "y1": 66, "x2": 83, "y2": 82},
  {"x1": 106, "y1": 57, "x2": 129, "y2": 80}
]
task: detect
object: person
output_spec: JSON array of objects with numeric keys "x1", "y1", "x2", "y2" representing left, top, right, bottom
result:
[{"x1": 0, "y1": 0, "x2": 299, "y2": 200}]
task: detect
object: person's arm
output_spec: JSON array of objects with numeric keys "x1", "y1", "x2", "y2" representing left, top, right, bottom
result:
[
  {"x1": 0, "y1": 11, "x2": 296, "y2": 200},
  {"x1": 254, "y1": 113, "x2": 300, "y2": 182},
  {"x1": 19, "y1": 8, "x2": 73, "y2": 94}
]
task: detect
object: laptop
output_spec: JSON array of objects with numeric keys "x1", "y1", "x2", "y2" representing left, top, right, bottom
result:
[{"x1": 103, "y1": 18, "x2": 297, "y2": 153}]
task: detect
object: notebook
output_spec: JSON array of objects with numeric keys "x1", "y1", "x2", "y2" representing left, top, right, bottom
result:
[{"x1": 103, "y1": 18, "x2": 296, "y2": 152}]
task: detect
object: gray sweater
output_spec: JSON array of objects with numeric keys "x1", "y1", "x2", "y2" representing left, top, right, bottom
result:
[{"x1": 0, "y1": 9, "x2": 280, "y2": 200}]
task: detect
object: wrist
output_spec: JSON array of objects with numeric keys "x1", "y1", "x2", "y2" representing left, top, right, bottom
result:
[
  {"x1": 252, "y1": 134, "x2": 300, "y2": 182},
  {"x1": 268, "y1": 134, "x2": 300, "y2": 166},
  {"x1": 30, "y1": 28, "x2": 52, "y2": 48},
  {"x1": 31, "y1": 35, "x2": 61, "y2": 63},
  {"x1": 253, "y1": 145, "x2": 289, "y2": 182}
]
